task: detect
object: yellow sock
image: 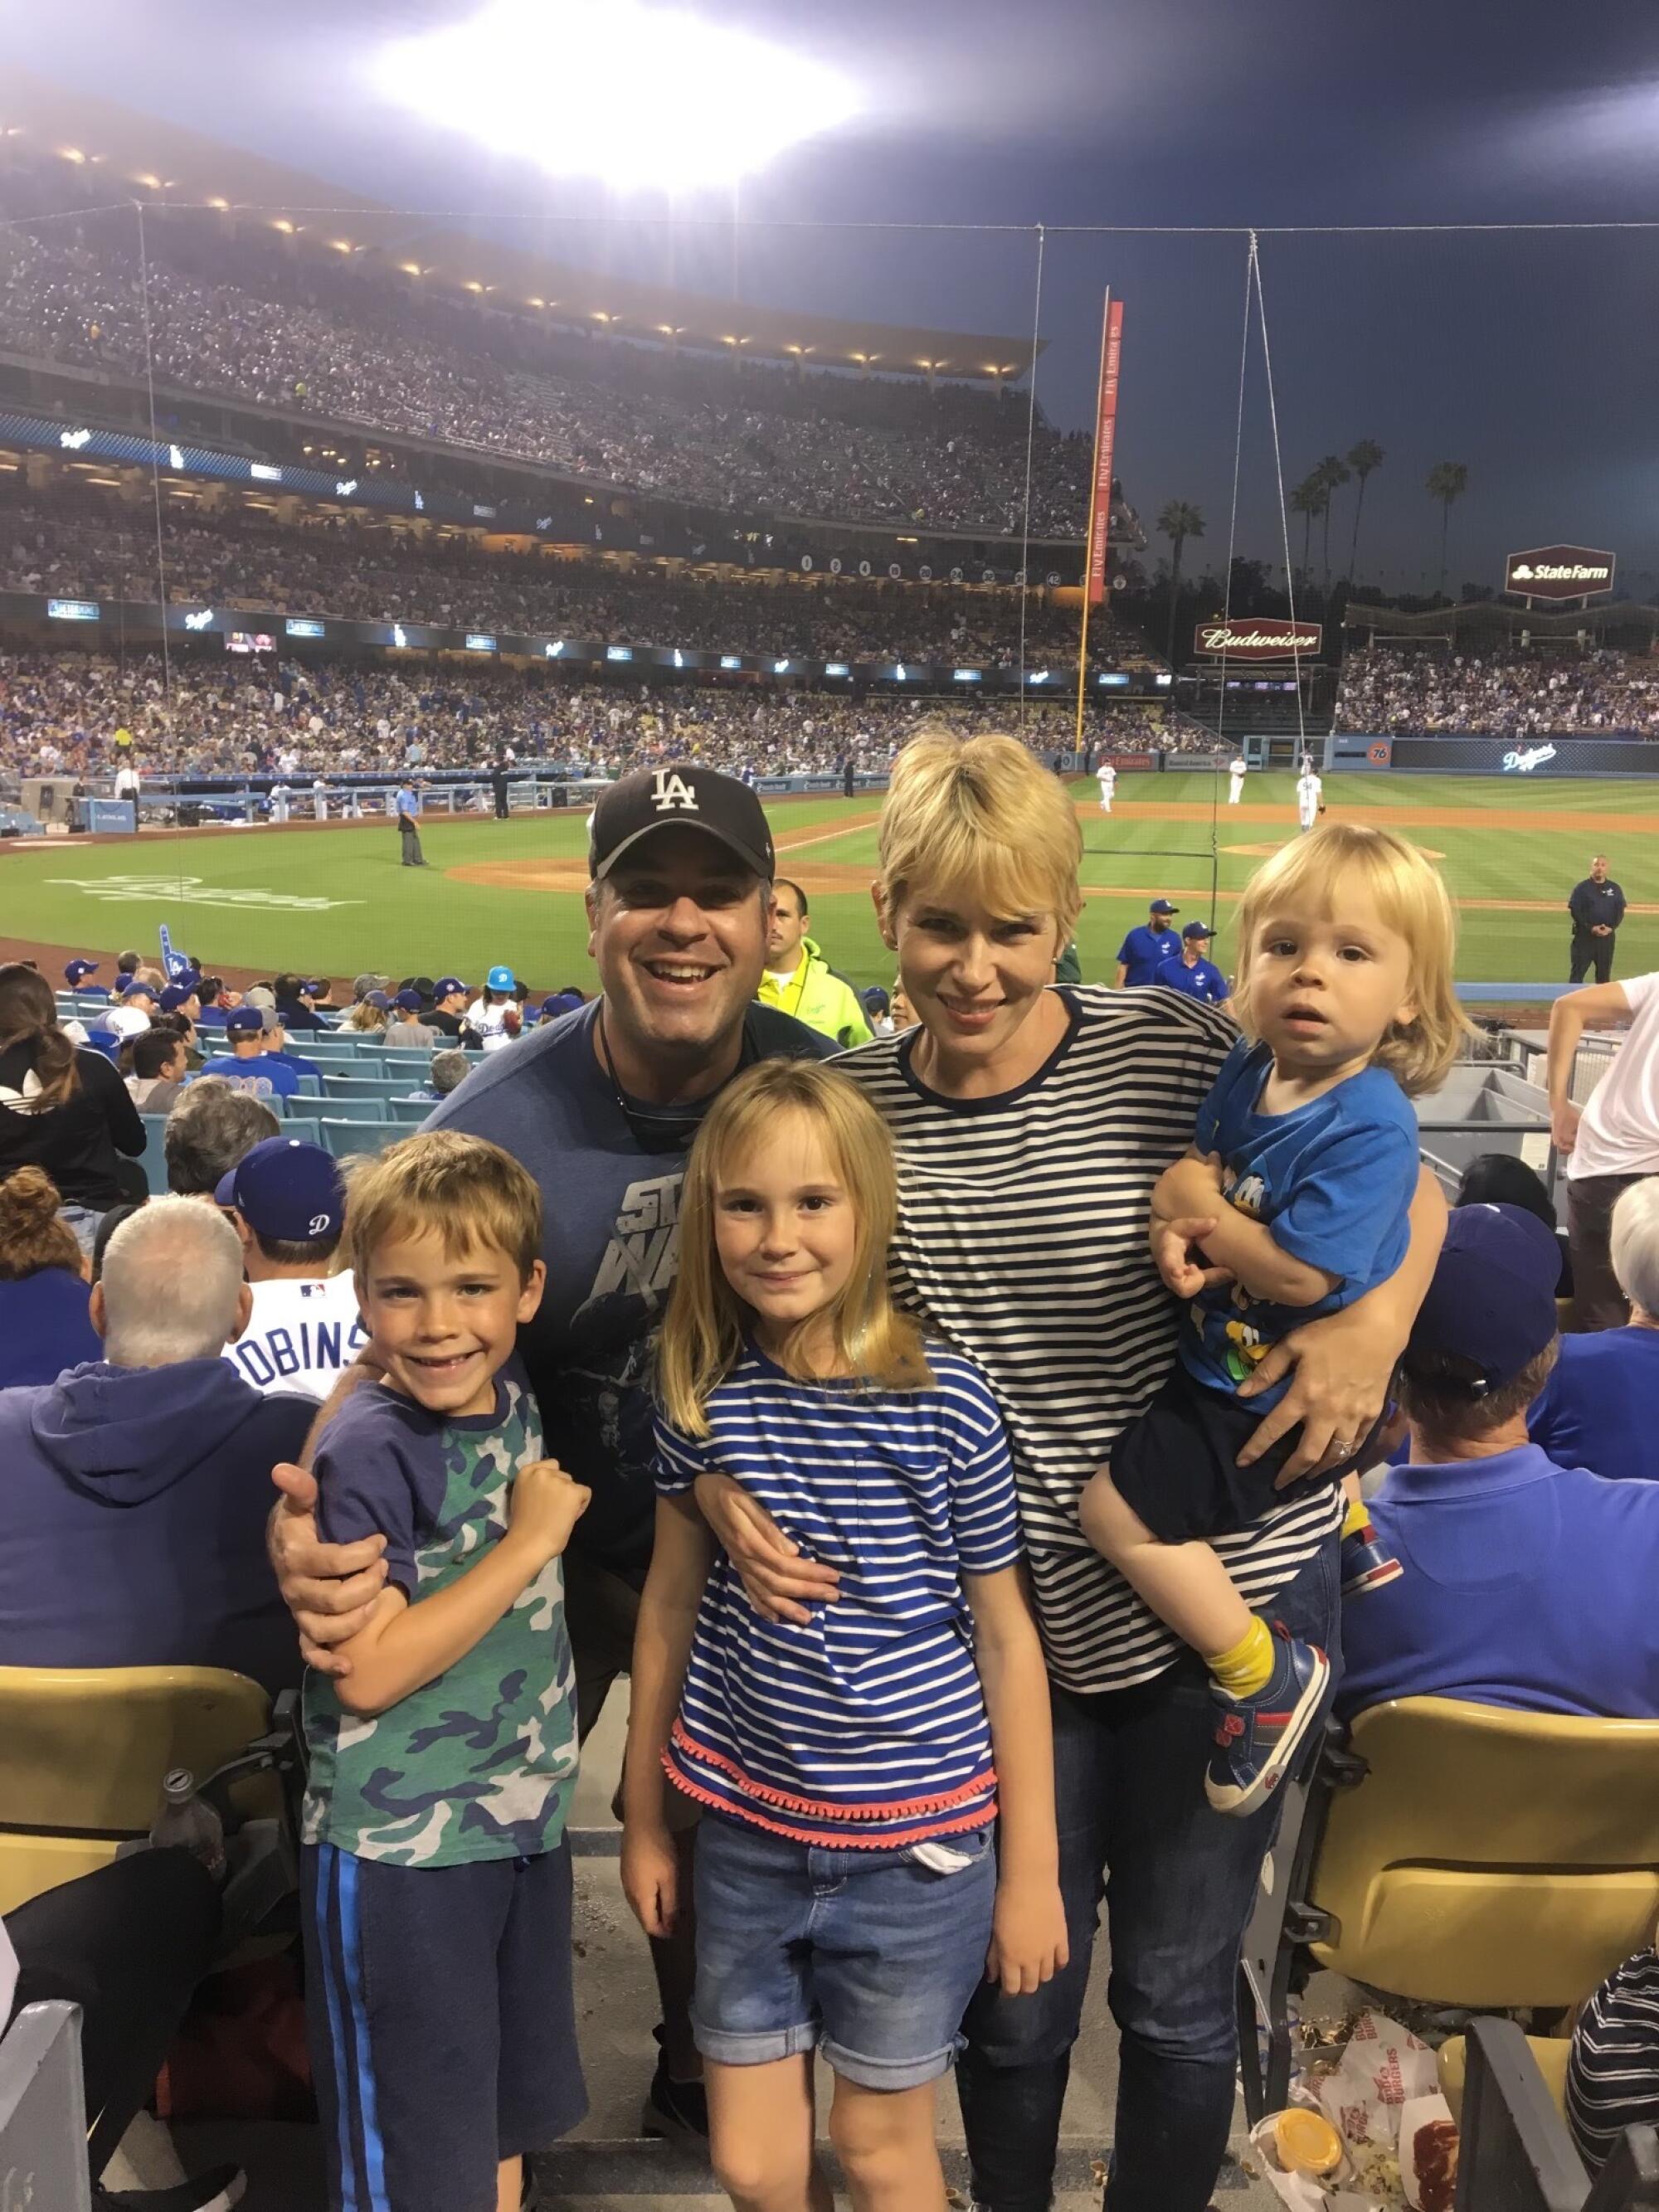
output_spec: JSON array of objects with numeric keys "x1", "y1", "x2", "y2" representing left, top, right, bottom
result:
[
  {"x1": 1208, "y1": 1615, "x2": 1274, "y2": 1699},
  {"x1": 1342, "y1": 1495, "x2": 1371, "y2": 1541}
]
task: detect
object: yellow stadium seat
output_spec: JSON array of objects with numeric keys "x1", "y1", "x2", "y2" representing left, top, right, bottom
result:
[
  {"x1": 1438, "y1": 2030, "x2": 1573, "y2": 2125},
  {"x1": 0, "y1": 1665, "x2": 279, "y2": 1917},
  {"x1": 1238, "y1": 1699, "x2": 1659, "y2": 2122}
]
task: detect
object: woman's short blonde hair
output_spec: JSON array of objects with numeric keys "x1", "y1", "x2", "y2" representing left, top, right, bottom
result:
[
  {"x1": 1611, "y1": 1176, "x2": 1659, "y2": 1320},
  {"x1": 1232, "y1": 822, "x2": 1473, "y2": 1096},
  {"x1": 657, "y1": 1059, "x2": 932, "y2": 1437},
  {"x1": 878, "y1": 727, "x2": 1083, "y2": 940}
]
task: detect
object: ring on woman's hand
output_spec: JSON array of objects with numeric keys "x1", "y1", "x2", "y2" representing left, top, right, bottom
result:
[{"x1": 1331, "y1": 1437, "x2": 1357, "y2": 1459}]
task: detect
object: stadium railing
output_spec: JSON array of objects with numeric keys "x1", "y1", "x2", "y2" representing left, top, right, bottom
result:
[{"x1": 0, "y1": 2000, "x2": 90, "y2": 2212}]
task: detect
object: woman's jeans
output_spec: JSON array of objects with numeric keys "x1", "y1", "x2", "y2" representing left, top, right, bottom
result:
[{"x1": 956, "y1": 1539, "x2": 1341, "y2": 2212}]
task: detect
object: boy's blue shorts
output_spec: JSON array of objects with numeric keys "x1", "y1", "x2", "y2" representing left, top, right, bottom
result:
[
  {"x1": 302, "y1": 1839, "x2": 586, "y2": 2212},
  {"x1": 1111, "y1": 1365, "x2": 1372, "y2": 1543}
]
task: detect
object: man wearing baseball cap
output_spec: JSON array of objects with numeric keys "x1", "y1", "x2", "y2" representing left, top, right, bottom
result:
[
  {"x1": 426, "y1": 978, "x2": 470, "y2": 1041},
  {"x1": 1160, "y1": 921, "x2": 1233, "y2": 1013},
  {"x1": 382, "y1": 988, "x2": 437, "y2": 1052},
  {"x1": 269, "y1": 762, "x2": 831, "y2": 2138},
  {"x1": 1115, "y1": 896, "x2": 1183, "y2": 989},
  {"x1": 198, "y1": 1007, "x2": 304, "y2": 1100},
  {"x1": 64, "y1": 958, "x2": 104, "y2": 993},
  {"x1": 218, "y1": 1137, "x2": 366, "y2": 1403},
  {"x1": 103, "y1": 978, "x2": 157, "y2": 1042},
  {"x1": 1340, "y1": 1203, "x2": 1659, "y2": 1720}
]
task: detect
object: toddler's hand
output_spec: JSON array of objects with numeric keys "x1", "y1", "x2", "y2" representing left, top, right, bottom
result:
[
  {"x1": 1151, "y1": 1213, "x2": 1233, "y2": 1300},
  {"x1": 508, "y1": 1460, "x2": 591, "y2": 1560},
  {"x1": 986, "y1": 1879, "x2": 1070, "y2": 1997}
]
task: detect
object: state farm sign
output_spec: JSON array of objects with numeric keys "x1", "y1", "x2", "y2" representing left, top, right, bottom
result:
[
  {"x1": 1505, "y1": 545, "x2": 1616, "y2": 600},
  {"x1": 1194, "y1": 618, "x2": 1323, "y2": 661}
]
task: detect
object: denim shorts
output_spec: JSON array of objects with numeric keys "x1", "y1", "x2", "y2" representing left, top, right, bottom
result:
[{"x1": 691, "y1": 1808, "x2": 996, "y2": 2090}]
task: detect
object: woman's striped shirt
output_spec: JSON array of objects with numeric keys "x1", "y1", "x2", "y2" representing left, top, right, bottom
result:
[
  {"x1": 839, "y1": 985, "x2": 1345, "y2": 1696},
  {"x1": 654, "y1": 1344, "x2": 1022, "y2": 1847},
  {"x1": 1569, "y1": 1946, "x2": 1659, "y2": 2173}
]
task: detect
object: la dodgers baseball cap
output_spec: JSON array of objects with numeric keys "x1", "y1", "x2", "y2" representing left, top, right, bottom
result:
[
  {"x1": 64, "y1": 960, "x2": 100, "y2": 984},
  {"x1": 393, "y1": 989, "x2": 424, "y2": 1013},
  {"x1": 216, "y1": 1137, "x2": 346, "y2": 1242},
  {"x1": 365, "y1": 990, "x2": 394, "y2": 1011},
  {"x1": 433, "y1": 976, "x2": 467, "y2": 999},
  {"x1": 590, "y1": 765, "x2": 775, "y2": 884},
  {"x1": 225, "y1": 1005, "x2": 266, "y2": 1035},
  {"x1": 1150, "y1": 899, "x2": 1179, "y2": 916},
  {"x1": 119, "y1": 980, "x2": 157, "y2": 1004},
  {"x1": 1182, "y1": 922, "x2": 1214, "y2": 941},
  {"x1": 158, "y1": 983, "x2": 197, "y2": 1013},
  {"x1": 1404, "y1": 1203, "x2": 1560, "y2": 1393},
  {"x1": 485, "y1": 965, "x2": 517, "y2": 992}
]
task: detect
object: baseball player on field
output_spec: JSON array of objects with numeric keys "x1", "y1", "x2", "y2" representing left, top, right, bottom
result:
[
  {"x1": 1296, "y1": 763, "x2": 1323, "y2": 834},
  {"x1": 1097, "y1": 759, "x2": 1117, "y2": 816},
  {"x1": 1228, "y1": 756, "x2": 1247, "y2": 806}
]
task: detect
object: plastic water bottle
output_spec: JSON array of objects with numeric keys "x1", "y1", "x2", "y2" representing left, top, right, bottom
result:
[{"x1": 149, "y1": 1767, "x2": 226, "y2": 1884}]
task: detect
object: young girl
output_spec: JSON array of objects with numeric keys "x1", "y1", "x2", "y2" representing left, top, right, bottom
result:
[
  {"x1": 1081, "y1": 824, "x2": 1468, "y2": 1817},
  {"x1": 621, "y1": 1058, "x2": 1066, "y2": 2212}
]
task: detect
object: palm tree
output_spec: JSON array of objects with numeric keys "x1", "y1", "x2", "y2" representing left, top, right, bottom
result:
[
  {"x1": 1345, "y1": 439, "x2": 1384, "y2": 582},
  {"x1": 1315, "y1": 455, "x2": 1350, "y2": 593},
  {"x1": 1425, "y1": 461, "x2": 1470, "y2": 601},
  {"x1": 1288, "y1": 475, "x2": 1323, "y2": 592},
  {"x1": 1157, "y1": 499, "x2": 1205, "y2": 663}
]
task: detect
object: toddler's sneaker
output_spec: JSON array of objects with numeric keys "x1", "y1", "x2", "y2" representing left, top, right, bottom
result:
[
  {"x1": 1205, "y1": 1623, "x2": 1330, "y2": 1816},
  {"x1": 1341, "y1": 1510, "x2": 1404, "y2": 1597}
]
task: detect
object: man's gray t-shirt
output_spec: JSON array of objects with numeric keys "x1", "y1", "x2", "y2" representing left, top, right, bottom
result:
[{"x1": 425, "y1": 996, "x2": 832, "y2": 1573}]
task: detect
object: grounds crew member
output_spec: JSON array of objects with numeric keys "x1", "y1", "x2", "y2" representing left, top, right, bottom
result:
[
  {"x1": 1569, "y1": 853, "x2": 1626, "y2": 985},
  {"x1": 757, "y1": 878, "x2": 873, "y2": 1049}
]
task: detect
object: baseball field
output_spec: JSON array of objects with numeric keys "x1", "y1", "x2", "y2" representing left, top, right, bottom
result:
[{"x1": 3, "y1": 770, "x2": 1655, "y2": 999}]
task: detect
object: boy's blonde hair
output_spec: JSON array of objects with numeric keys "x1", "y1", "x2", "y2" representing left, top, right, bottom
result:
[
  {"x1": 878, "y1": 727, "x2": 1083, "y2": 940},
  {"x1": 1233, "y1": 823, "x2": 1473, "y2": 1096},
  {"x1": 343, "y1": 1130, "x2": 542, "y2": 1285},
  {"x1": 658, "y1": 1059, "x2": 932, "y2": 1437}
]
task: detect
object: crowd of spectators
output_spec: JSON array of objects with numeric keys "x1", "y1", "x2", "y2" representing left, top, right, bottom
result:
[
  {"x1": 1335, "y1": 644, "x2": 1659, "y2": 737},
  {"x1": 0, "y1": 218, "x2": 1088, "y2": 535},
  {"x1": 1, "y1": 490, "x2": 1155, "y2": 668},
  {"x1": 0, "y1": 648, "x2": 1213, "y2": 784}
]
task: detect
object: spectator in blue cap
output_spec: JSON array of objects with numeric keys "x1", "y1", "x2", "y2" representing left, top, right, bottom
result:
[
  {"x1": 198, "y1": 1008, "x2": 304, "y2": 1100},
  {"x1": 64, "y1": 959, "x2": 104, "y2": 995},
  {"x1": 1115, "y1": 897, "x2": 1183, "y2": 989},
  {"x1": 427, "y1": 978, "x2": 470, "y2": 1042},
  {"x1": 275, "y1": 972, "x2": 327, "y2": 1033},
  {"x1": 466, "y1": 966, "x2": 518, "y2": 1048},
  {"x1": 1160, "y1": 921, "x2": 1233, "y2": 1014},
  {"x1": 384, "y1": 989, "x2": 437, "y2": 1052},
  {"x1": 1339, "y1": 1203, "x2": 1659, "y2": 1720},
  {"x1": 104, "y1": 980, "x2": 157, "y2": 1042},
  {"x1": 217, "y1": 1137, "x2": 364, "y2": 1403},
  {"x1": 158, "y1": 980, "x2": 201, "y2": 1023}
]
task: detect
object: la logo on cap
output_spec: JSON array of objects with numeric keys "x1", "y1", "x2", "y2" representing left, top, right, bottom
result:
[{"x1": 650, "y1": 770, "x2": 698, "y2": 814}]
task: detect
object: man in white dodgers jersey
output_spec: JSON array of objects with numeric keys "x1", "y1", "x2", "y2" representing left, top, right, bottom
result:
[
  {"x1": 216, "y1": 1137, "x2": 366, "y2": 1400},
  {"x1": 1297, "y1": 762, "x2": 1323, "y2": 833},
  {"x1": 1097, "y1": 758, "x2": 1117, "y2": 815},
  {"x1": 1228, "y1": 755, "x2": 1248, "y2": 805}
]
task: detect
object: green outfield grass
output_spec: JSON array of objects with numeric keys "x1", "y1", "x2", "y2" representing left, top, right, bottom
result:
[{"x1": 7, "y1": 771, "x2": 1656, "y2": 996}]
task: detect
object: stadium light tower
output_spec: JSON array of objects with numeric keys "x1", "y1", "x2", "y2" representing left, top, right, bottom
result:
[{"x1": 372, "y1": 0, "x2": 862, "y2": 191}]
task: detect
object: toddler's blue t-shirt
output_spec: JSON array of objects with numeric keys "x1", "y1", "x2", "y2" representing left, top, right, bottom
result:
[{"x1": 1182, "y1": 1037, "x2": 1419, "y2": 1407}]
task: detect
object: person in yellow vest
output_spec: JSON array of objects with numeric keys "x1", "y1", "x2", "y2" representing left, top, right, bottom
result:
[{"x1": 756, "y1": 879, "x2": 873, "y2": 1049}]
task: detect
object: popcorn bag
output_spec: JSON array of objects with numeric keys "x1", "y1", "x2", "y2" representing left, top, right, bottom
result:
[{"x1": 1244, "y1": 2010, "x2": 1452, "y2": 2211}]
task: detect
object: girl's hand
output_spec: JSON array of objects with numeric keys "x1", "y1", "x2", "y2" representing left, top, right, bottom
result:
[
  {"x1": 620, "y1": 1822, "x2": 679, "y2": 1937},
  {"x1": 1235, "y1": 1302, "x2": 1394, "y2": 1485},
  {"x1": 693, "y1": 1472, "x2": 839, "y2": 1626},
  {"x1": 1150, "y1": 1213, "x2": 1233, "y2": 1300},
  {"x1": 986, "y1": 1879, "x2": 1070, "y2": 1997},
  {"x1": 508, "y1": 1460, "x2": 591, "y2": 1560}
]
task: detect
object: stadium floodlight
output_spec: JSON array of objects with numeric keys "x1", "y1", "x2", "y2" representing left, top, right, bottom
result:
[{"x1": 372, "y1": 0, "x2": 862, "y2": 192}]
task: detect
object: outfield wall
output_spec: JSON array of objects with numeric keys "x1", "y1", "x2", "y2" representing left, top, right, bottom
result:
[{"x1": 1329, "y1": 732, "x2": 1659, "y2": 778}]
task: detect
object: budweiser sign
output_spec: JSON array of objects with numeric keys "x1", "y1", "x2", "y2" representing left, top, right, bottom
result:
[
  {"x1": 1505, "y1": 545, "x2": 1615, "y2": 600},
  {"x1": 1194, "y1": 618, "x2": 1323, "y2": 661}
]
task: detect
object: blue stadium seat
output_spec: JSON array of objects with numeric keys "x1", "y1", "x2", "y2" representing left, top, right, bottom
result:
[
  {"x1": 387, "y1": 1096, "x2": 431, "y2": 1122},
  {"x1": 310, "y1": 1095, "x2": 392, "y2": 1123},
  {"x1": 280, "y1": 1116, "x2": 322, "y2": 1147},
  {"x1": 139, "y1": 1116, "x2": 170, "y2": 1195},
  {"x1": 291, "y1": 1072, "x2": 322, "y2": 1096}
]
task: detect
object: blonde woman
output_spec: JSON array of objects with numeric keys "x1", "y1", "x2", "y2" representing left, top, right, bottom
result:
[{"x1": 694, "y1": 730, "x2": 1449, "y2": 2212}]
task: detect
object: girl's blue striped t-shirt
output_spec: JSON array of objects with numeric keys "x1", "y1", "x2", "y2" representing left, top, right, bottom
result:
[{"x1": 654, "y1": 1342, "x2": 1022, "y2": 1848}]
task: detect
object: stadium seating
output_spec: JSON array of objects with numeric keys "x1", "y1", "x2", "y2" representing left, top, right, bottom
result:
[
  {"x1": 1236, "y1": 1698, "x2": 1659, "y2": 2123},
  {"x1": 0, "y1": 1664, "x2": 275, "y2": 1916}
]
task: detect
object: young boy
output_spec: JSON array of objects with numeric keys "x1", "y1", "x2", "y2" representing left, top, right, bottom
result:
[
  {"x1": 300, "y1": 1130, "x2": 590, "y2": 2212},
  {"x1": 1081, "y1": 826, "x2": 1465, "y2": 1819}
]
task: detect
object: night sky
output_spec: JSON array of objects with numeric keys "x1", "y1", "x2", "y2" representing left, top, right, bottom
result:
[{"x1": 8, "y1": 1, "x2": 1659, "y2": 591}]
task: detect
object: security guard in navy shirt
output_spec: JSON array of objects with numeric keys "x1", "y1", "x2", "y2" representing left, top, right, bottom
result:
[
  {"x1": 1160, "y1": 921, "x2": 1233, "y2": 1013},
  {"x1": 1115, "y1": 897, "x2": 1184, "y2": 989},
  {"x1": 1569, "y1": 853, "x2": 1627, "y2": 984}
]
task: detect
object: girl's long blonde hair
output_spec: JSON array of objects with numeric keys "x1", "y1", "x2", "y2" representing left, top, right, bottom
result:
[
  {"x1": 1232, "y1": 822, "x2": 1474, "y2": 1096},
  {"x1": 658, "y1": 1058, "x2": 932, "y2": 1437}
]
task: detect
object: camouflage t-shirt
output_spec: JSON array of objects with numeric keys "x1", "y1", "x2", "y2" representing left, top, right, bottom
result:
[{"x1": 301, "y1": 1364, "x2": 577, "y2": 1866}]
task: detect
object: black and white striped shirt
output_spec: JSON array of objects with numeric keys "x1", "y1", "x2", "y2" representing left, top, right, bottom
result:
[
  {"x1": 1569, "y1": 1947, "x2": 1659, "y2": 2173},
  {"x1": 841, "y1": 985, "x2": 1344, "y2": 1695}
]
